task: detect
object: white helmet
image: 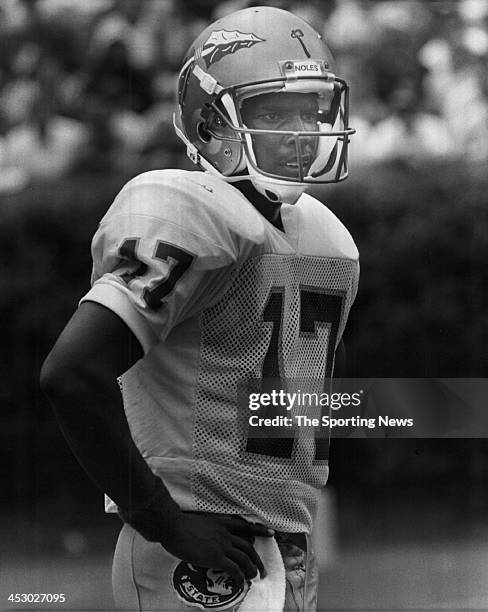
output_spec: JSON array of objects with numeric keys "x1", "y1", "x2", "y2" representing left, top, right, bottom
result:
[{"x1": 173, "y1": 6, "x2": 355, "y2": 204}]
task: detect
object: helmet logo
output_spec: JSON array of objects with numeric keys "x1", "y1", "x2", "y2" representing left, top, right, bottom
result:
[
  {"x1": 199, "y1": 30, "x2": 265, "y2": 67},
  {"x1": 291, "y1": 29, "x2": 311, "y2": 58}
]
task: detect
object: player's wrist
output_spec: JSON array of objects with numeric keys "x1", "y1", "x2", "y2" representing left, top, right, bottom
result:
[{"x1": 118, "y1": 477, "x2": 182, "y2": 543}]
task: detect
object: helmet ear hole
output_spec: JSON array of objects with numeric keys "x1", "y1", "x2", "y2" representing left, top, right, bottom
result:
[{"x1": 197, "y1": 121, "x2": 212, "y2": 143}]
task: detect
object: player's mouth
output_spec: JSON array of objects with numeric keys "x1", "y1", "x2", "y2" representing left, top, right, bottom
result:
[
  {"x1": 283, "y1": 154, "x2": 311, "y2": 167},
  {"x1": 281, "y1": 154, "x2": 312, "y2": 176}
]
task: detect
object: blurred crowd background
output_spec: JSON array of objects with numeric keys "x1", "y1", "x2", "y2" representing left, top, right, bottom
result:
[
  {"x1": 2, "y1": 1, "x2": 488, "y2": 609},
  {"x1": 1, "y1": 0, "x2": 488, "y2": 188}
]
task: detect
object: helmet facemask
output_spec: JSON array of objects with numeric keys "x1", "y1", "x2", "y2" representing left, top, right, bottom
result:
[{"x1": 194, "y1": 75, "x2": 353, "y2": 203}]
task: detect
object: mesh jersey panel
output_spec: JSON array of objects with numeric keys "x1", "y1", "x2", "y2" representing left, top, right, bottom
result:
[{"x1": 191, "y1": 253, "x2": 357, "y2": 532}]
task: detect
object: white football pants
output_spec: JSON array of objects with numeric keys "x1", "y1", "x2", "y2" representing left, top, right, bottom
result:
[{"x1": 112, "y1": 522, "x2": 318, "y2": 611}]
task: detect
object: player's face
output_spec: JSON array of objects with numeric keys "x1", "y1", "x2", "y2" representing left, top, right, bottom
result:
[{"x1": 240, "y1": 92, "x2": 320, "y2": 179}]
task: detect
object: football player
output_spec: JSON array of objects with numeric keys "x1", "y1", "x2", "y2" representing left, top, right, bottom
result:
[{"x1": 41, "y1": 6, "x2": 358, "y2": 611}]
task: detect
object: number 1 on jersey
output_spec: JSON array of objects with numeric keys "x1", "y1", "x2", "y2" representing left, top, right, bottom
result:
[{"x1": 245, "y1": 287, "x2": 344, "y2": 461}]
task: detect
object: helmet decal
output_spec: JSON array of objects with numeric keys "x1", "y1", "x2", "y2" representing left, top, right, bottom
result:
[
  {"x1": 291, "y1": 29, "x2": 311, "y2": 58},
  {"x1": 200, "y1": 30, "x2": 265, "y2": 67}
]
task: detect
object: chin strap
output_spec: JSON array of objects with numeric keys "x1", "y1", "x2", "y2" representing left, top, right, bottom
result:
[{"x1": 247, "y1": 169, "x2": 307, "y2": 205}]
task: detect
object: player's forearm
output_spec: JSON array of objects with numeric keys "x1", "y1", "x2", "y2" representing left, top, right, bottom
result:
[{"x1": 40, "y1": 365, "x2": 182, "y2": 532}]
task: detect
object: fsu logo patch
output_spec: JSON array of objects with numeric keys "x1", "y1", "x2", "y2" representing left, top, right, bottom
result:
[
  {"x1": 199, "y1": 30, "x2": 265, "y2": 67},
  {"x1": 171, "y1": 561, "x2": 250, "y2": 610}
]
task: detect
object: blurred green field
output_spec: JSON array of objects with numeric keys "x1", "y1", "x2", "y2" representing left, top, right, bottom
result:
[
  {"x1": 321, "y1": 541, "x2": 488, "y2": 611},
  {"x1": 1, "y1": 553, "x2": 114, "y2": 611},
  {"x1": 0, "y1": 522, "x2": 116, "y2": 611}
]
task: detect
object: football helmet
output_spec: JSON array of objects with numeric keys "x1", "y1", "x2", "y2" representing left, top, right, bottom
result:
[{"x1": 174, "y1": 6, "x2": 355, "y2": 204}]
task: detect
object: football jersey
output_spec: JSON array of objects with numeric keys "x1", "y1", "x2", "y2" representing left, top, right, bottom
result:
[{"x1": 81, "y1": 169, "x2": 359, "y2": 533}]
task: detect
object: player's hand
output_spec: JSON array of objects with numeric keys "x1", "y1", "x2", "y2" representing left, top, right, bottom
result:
[{"x1": 161, "y1": 512, "x2": 275, "y2": 587}]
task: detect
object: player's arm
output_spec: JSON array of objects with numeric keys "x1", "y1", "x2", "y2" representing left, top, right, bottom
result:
[
  {"x1": 40, "y1": 300, "x2": 153, "y2": 509},
  {"x1": 40, "y1": 300, "x2": 271, "y2": 585}
]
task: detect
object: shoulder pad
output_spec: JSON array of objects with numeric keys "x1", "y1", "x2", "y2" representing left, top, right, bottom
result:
[
  {"x1": 104, "y1": 170, "x2": 268, "y2": 255},
  {"x1": 296, "y1": 193, "x2": 359, "y2": 260}
]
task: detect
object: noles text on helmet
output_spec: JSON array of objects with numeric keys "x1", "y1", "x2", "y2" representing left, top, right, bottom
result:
[{"x1": 173, "y1": 6, "x2": 355, "y2": 205}]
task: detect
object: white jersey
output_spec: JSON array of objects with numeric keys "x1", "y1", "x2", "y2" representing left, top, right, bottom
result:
[{"x1": 81, "y1": 169, "x2": 359, "y2": 533}]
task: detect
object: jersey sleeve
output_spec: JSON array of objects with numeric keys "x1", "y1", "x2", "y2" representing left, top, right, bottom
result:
[{"x1": 80, "y1": 172, "x2": 238, "y2": 353}]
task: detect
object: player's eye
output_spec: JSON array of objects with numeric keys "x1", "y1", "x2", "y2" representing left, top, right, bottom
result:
[
  {"x1": 302, "y1": 111, "x2": 319, "y2": 123},
  {"x1": 260, "y1": 111, "x2": 283, "y2": 123}
]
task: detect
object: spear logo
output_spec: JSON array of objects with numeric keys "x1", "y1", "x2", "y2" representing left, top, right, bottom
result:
[
  {"x1": 291, "y1": 29, "x2": 311, "y2": 58},
  {"x1": 198, "y1": 29, "x2": 265, "y2": 67}
]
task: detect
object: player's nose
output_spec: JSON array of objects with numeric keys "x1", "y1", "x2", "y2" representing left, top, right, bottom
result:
[
  {"x1": 284, "y1": 115, "x2": 315, "y2": 149},
  {"x1": 284, "y1": 113, "x2": 307, "y2": 137}
]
